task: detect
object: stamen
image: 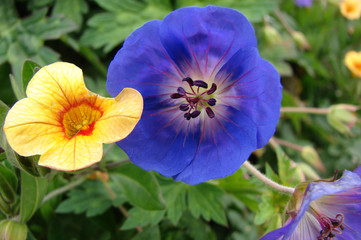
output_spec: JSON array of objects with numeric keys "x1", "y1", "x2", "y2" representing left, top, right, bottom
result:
[
  {"x1": 208, "y1": 98, "x2": 216, "y2": 106},
  {"x1": 193, "y1": 80, "x2": 208, "y2": 89},
  {"x1": 207, "y1": 83, "x2": 217, "y2": 95},
  {"x1": 206, "y1": 107, "x2": 215, "y2": 118},
  {"x1": 184, "y1": 112, "x2": 191, "y2": 120},
  {"x1": 182, "y1": 77, "x2": 194, "y2": 86},
  {"x1": 318, "y1": 213, "x2": 345, "y2": 240},
  {"x1": 177, "y1": 87, "x2": 186, "y2": 95},
  {"x1": 191, "y1": 110, "x2": 201, "y2": 118},
  {"x1": 171, "y1": 93, "x2": 183, "y2": 99},
  {"x1": 179, "y1": 104, "x2": 189, "y2": 111}
]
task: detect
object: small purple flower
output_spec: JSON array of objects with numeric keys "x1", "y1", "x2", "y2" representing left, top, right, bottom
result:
[
  {"x1": 295, "y1": 0, "x2": 313, "y2": 7},
  {"x1": 107, "y1": 6, "x2": 282, "y2": 184},
  {"x1": 260, "y1": 170, "x2": 361, "y2": 240}
]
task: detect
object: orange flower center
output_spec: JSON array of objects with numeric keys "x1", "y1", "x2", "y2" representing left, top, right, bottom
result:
[
  {"x1": 62, "y1": 103, "x2": 102, "y2": 139},
  {"x1": 346, "y1": 4, "x2": 355, "y2": 13},
  {"x1": 354, "y1": 61, "x2": 361, "y2": 72}
]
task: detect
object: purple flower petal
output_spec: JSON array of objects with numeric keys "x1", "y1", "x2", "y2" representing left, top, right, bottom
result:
[
  {"x1": 107, "y1": 6, "x2": 281, "y2": 184},
  {"x1": 260, "y1": 171, "x2": 361, "y2": 240}
]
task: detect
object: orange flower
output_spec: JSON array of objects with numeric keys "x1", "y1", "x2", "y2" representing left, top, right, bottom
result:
[
  {"x1": 340, "y1": 0, "x2": 361, "y2": 20},
  {"x1": 345, "y1": 50, "x2": 361, "y2": 77},
  {"x1": 3, "y1": 62, "x2": 143, "y2": 171}
]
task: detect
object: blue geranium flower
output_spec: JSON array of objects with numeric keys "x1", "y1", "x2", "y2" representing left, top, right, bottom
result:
[
  {"x1": 107, "y1": 6, "x2": 282, "y2": 184},
  {"x1": 260, "y1": 170, "x2": 361, "y2": 240},
  {"x1": 295, "y1": 0, "x2": 313, "y2": 7}
]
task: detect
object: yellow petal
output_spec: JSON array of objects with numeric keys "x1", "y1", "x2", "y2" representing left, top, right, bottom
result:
[
  {"x1": 345, "y1": 51, "x2": 361, "y2": 77},
  {"x1": 340, "y1": 0, "x2": 361, "y2": 20},
  {"x1": 3, "y1": 98, "x2": 63, "y2": 156},
  {"x1": 26, "y1": 62, "x2": 88, "y2": 112},
  {"x1": 94, "y1": 88, "x2": 143, "y2": 143},
  {"x1": 38, "y1": 134, "x2": 103, "y2": 171}
]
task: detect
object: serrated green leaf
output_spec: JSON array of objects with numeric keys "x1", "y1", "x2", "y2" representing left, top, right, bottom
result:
[
  {"x1": 56, "y1": 180, "x2": 125, "y2": 217},
  {"x1": 53, "y1": 0, "x2": 88, "y2": 27},
  {"x1": 121, "y1": 207, "x2": 165, "y2": 230},
  {"x1": 0, "y1": 0, "x2": 17, "y2": 32},
  {"x1": 23, "y1": 11, "x2": 78, "y2": 40},
  {"x1": 254, "y1": 195, "x2": 275, "y2": 225},
  {"x1": 175, "y1": 0, "x2": 279, "y2": 22},
  {"x1": 161, "y1": 181, "x2": 187, "y2": 225},
  {"x1": 19, "y1": 170, "x2": 48, "y2": 223},
  {"x1": 22, "y1": 60, "x2": 41, "y2": 93},
  {"x1": 188, "y1": 183, "x2": 227, "y2": 226},
  {"x1": 81, "y1": 0, "x2": 172, "y2": 52},
  {"x1": 110, "y1": 163, "x2": 165, "y2": 210}
]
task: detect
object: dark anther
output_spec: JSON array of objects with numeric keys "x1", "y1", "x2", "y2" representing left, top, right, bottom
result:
[
  {"x1": 179, "y1": 104, "x2": 189, "y2": 111},
  {"x1": 182, "y1": 77, "x2": 194, "y2": 86},
  {"x1": 177, "y1": 87, "x2": 186, "y2": 95},
  {"x1": 171, "y1": 93, "x2": 183, "y2": 99},
  {"x1": 193, "y1": 80, "x2": 208, "y2": 89},
  {"x1": 191, "y1": 110, "x2": 201, "y2": 118},
  {"x1": 206, "y1": 107, "x2": 215, "y2": 118},
  {"x1": 207, "y1": 83, "x2": 217, "y2": 95},
  {"x1": 184, "y1": 112, "x2": 191, "y2": 120},
  {"x1": 208, "y1": 98, "x2": 216, "y2": 106},
  {"x1": 328, "y1": 232, "x2": 336, "y2": 238},
  {"x1": 340, "y1": 225, "x2": 344, "y2": 231}
]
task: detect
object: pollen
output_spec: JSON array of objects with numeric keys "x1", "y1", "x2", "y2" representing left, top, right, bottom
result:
[{"x1": 62, "y1": 103, "x2": 102, "y2": 139}]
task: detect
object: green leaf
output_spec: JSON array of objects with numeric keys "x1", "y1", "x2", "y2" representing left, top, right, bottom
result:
[
  {"x1": 0, "y1": 0, "x2": 17, "y2": 32},
  {"x1": 121, "y1": 207, "x2": 165, "y2": 230},
  {"x1": 161, "y1": 180, "x2": 187, "y2": 225},
  {"x1": 9, "y1": 74, "x2": 25, "y2": 100},
  {"x1": 56, "y1": 179, "x2": 126, "y2": 217},
  {"x1": 188, "y1": 183, "x2": 227, "y2": 226},
  {"x1": 110, "y1": 163, "x2": 165, "y2": 210},
  {"x1": 133, "y1": 226, "x2": 160, "y2": 240},
  {"x1": 23, "y1": 10, "x2": 78, "y2": 40},
  {"x1": 0, "y1": 99, "x2": 9, "y2": 149},
  {"x1": 3, "y1": 142, "x2": 40, "y2": 176},
  {"x1": 19, "y1": 170, "x2": 48, "y2": 223},
  {"x1": 254, "y1": 195, "x2": 275, "y2": 225},
  {"x1": 175, "y1": 0, "x2": 279, "y2": 22},
  {"x1": 53, "y1": 0, "x2": 88, "y2": 27},
  {"x1": 81, "y1": 0, "x2": 172, "y2": 53},
  {"x1": 0, "y1": 164, "x2": 17, "y2": 204},
  {"x1": 22, "y1": 60, "x2": 41, "y2": 93}
]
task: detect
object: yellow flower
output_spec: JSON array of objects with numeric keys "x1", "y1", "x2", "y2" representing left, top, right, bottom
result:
[
  {"x1": 345, "y1": 50, "x2": 361, "y2": 77},
  {"x1": 3, "y1": 62, "x2": 143, "y2": 171},
  {"x1": 340, "y1": 0, "x2": 361, "y2": 20}
]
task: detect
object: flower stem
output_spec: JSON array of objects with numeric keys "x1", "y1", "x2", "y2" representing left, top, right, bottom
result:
[
  {"x1": 42, "y1": 176, "x2": 87, "y2": 205},
  {"x1": 243, "y1": 161, "x2": 295, "y2": 194},
  {"x1": 271, "y1": 137, "x2": 304, "y2": 152},
  {"x1": 281, "y1": 107, "x2": 329, "y2": 114}
]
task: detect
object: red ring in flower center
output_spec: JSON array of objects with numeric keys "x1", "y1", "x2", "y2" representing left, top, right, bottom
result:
[{"x1": 170, "y1": 77, "x2": 217, "y2": 120}]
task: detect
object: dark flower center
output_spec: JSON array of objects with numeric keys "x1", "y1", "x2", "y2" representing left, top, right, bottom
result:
[
  {"x1": 317, "y1": 213, "x2": 344, "y2": 240},
  {"x1": 170, "y1": 77, "x2": 217, "y2": 120}
]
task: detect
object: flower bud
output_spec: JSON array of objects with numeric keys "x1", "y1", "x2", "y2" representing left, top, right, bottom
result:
[
  {"x1": 263, "y1": 25, "x2": 282, "y2": 45},
  {"x1": 327, "y1": 104, "x2": 359, "y2": 135},
  {"x1": 0, "y1": 220, "x2": 28, "y2": 240},
  {"x1": 297, "y1": 163, "x2": 321, "y2": 180},
  {"x1": 292, "y1": 31, "x2": 310, "y2": 50},
  {"x1": 301, "y1": 146, "x2": 325, "y2": 172}
]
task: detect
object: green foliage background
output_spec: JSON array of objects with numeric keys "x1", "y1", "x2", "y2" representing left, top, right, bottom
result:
[{"x1": 0, "y1": 0, "x2": 361, "y2": 239}]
